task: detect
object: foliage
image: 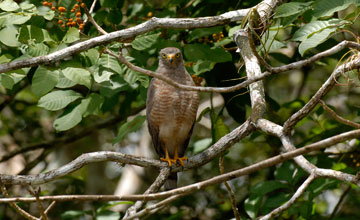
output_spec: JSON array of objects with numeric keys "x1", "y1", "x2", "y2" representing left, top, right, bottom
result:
[{"x1": 0, "y1": 0, "x2": 360, "y2": 219}]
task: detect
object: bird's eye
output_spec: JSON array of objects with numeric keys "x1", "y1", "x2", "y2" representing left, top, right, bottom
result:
[
  {"x1": 175, "y1": 53, "x2": 180, "y2": 58},
  {"x1": 161, "y1": 53, "x2": 167, "y2": 58}
]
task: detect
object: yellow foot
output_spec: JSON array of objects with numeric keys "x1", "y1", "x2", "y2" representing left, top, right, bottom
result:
[
  {"x1": 174, "y1": 156, "x2": 188, "y2": 167},
  {"x1": 160, "y1": 157, "x2": 176, "y2": 167}
]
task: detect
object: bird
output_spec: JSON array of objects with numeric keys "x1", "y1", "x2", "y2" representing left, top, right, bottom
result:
[{"x1": 146, "y1": 47, "x2": 199, "y2": 190}]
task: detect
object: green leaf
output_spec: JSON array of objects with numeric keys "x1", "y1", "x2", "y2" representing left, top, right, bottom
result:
[
  {"x1": 184, "y1": 44, "x2": 232, "y2": 63},
  {"x1": 131, "y1": 33, "x2": 159, "y2": 50},
  {"x1": 61, "y1": 210, "x2": 86, "y2": 219},
  {"x1": 332, "y1": 162, "x2": 347, "y2": 171},
  {"x1": 188, "y1": 26, "x2": 223, "y2": 42},
  {"x1": 53, "y1": 99, "x2": 88, "y2": 131},
  {"x1": 113, "y1": 115, "x2": 146, "y2": 143},
  {"x1": 299, "y1": 28, "x2": 336, "y2": 56},
  {"x1": 62, "y1": 27, "x2": 80, "y2": 43},
  {"x1": 0, "y1": 0, "x2": 20, "y2": 12},
  {"x1": 292, "y1": 19, "x2": 345, "y2": 41},
  {"x1": 56, "y1": 71, "x2": 77, "y2": 88},
  {"x1": 38, "y1": 90, "x2": 83, "y2": 111},
  {"x1": 32, "y1": 67, "x2": 59, "y2": 97},
  {"x1": 213, "y1": 116, "x2": 230, "y2": 142},
  {"x1": 18, "y1": 25, "x2": 54, "y2": 44},
  {"x1": 251, "y1": 180, "x2": 289, "y2": 195},
  {"x1": 314, "y1": 0, "x2": 360, "y2": 18},
  {"x1": 62, "y1": 67, "x2": 92, "y2": 89},
  {"x1": 96, "y1": 210, "x2": 120, "y2": 220},
  {"x1": 98, "y1": 54, "x2": 122, "y2": 73},
  {"x1": 275, "y1": 2, "x2": 313, "y2": 18},
  {"x1": 37, "y1": 5, "x2": 55, "y2": 20},
  {"x1": 26, "y1": 43, "x2": 49, "y2": 57},
  {"x1": 0, "y1": 12, "x2": 31, "y2": 25},
  {"x1": 193, "y1": 138, "x2": 212, "y2": 153},
  {"x1": 0, "y1": 26, "x2": 20, "y2": 47},
  {"x1": 228, "y1": 25, "x2": 242, "y2": 37},
  {"x1": 0, "y1": 72, "x2": 26, "y2": 89},
  {"x1": 193, "y1": 60, "x2": 216, "y2": 75},
  {"x1": 244, "y1": 194, "x2": 262, "y2": 219},
  {"x1": 82, "y1": 93, "x2": 104, "y2": 117}
]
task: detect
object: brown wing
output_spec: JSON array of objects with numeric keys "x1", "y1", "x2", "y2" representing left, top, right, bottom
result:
[{"x1": 146, "y1": 78, "x2": 165, "y2": 157}]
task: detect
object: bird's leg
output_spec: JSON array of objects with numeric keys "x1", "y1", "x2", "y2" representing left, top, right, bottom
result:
[
  {"x1": 160, "y1": 147, "x2": 176, "y2": 167},
  {"x1": 173, "y1": 146, "x2": 188, "y2": 167}
]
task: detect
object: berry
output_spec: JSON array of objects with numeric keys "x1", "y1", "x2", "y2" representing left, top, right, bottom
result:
[
  {"x1": 80, "y1": 3, "x2": 85, "y2": 8},
  {"x1": 48, "y1": 2, "x2": 52, "y2": 7},
  {"x1": 76, "y1": 12, "x2": 81, "y2": 17},
  {"x1": 51, "y1": 6, "x2": 56, "y2": 10},
  {"x1": 74, "y1": 4, "x2": 79, "y2": 9},
  {"x1": 58, "y1": 20, "x2": 63, "y2": 24},
  {"x1": 43, "y1": 1, "x2": 48, "y2": 6},
  {"x1": 58, "y1": 7, "x2": 66, "y2": 12}
]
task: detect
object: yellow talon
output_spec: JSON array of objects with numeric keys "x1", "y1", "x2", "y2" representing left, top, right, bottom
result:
[{"x1": 160, "y1": 157, "x2": 176, "y2": 167}]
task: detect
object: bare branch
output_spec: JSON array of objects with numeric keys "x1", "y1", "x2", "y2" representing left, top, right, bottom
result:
[
  {"x1": 123, "y1": 194, "x2": 184, "y2": 220},
  {"x1": 234, "y1": 29, "x2": 266, "y2": 122},
  {"x1": 0, "y1": 8, "x2": 253, "y2": 73},
  {"x1": 283, "y1": 56, "x2": 360, "y2": 134},
  {"x1": 219, "y1": 156, "x2": 240, "y2": 220},
  {"x1": 27, "y1": 187, "x2": 47, "y2": 220},
  {"x1": 41, "y1": 201, "x2": 56, "y2": 219},
  {"x1": 1, "y1": 128, "x2": 360, "y2": 203},
  {"x1": 0, "y1": 181, "x2": 38, "y2": 220},
  {"x1": 123, "y1": 167, "x2": 170, "y2": 219},
  {"x1": 260, "y1": 173, "x2": 316, "y2": 220},
  {"x1": 319, "y1": 99, "x2": 360, "y2": 129}
]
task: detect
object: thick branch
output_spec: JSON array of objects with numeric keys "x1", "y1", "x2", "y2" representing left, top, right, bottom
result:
[
  {"x1": 1, "y1": 128, "x2": 360, "y2": 202},
  {"x1": 234, "y1": 29, "x2": 266, "y2": 122},
  {"x1": 0, "y1": 9, "x2": 252, "y2": 73},
  {"x1": 0, "y1": 120, "x2": 255, "y2": 185}
]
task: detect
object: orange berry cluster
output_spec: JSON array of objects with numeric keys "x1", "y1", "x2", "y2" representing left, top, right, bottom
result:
[
  {"x1": 42, "y1": 0, "x2": 86, "y2": 31},
  {"x1": 349, "y1": 153, "x2": 360, "y2": 167},
  {"x1": 192, "y1": 74, "x2": 203, "y2": 86},
  {"x1": 197, "y1": 32, "x2": 225, "y2": 44}
]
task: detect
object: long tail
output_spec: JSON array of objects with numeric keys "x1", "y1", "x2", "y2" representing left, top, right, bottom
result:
[{"x1": 164, "y1": 172, "x2": 177, "y2": 190}]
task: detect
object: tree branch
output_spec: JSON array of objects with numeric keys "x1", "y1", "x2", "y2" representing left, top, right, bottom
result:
[
  {"x1": 283, "y1": 55, "x2": 360, "y2": 134},
  {"x1": 319, "y1": 99, "x2": 360, "y2": 129},
  {"x1": 1, "y1": 128, "x2": 360, "y2": 203},
  {"x1": 260, "y1": 173, "x2": 316, "y2": 220}
]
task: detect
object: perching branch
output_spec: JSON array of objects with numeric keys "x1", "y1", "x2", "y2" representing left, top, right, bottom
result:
[{"x1": 1, "y1": 128, "x2": 360, "y2": 203}]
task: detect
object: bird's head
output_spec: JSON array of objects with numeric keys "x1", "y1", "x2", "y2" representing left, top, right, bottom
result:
[{"x1": 159, "y1": 47, "x2": 183, "y2": 68}]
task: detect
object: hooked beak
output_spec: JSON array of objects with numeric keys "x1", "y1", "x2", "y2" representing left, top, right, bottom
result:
[{"x1": 167, "y1": 54, "x2": 175, "y2": 63}]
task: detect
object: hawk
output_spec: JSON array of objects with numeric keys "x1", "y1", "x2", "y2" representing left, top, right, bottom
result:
[{"x1": 146, "y1": 47, "x2": 199, "y2": 190}]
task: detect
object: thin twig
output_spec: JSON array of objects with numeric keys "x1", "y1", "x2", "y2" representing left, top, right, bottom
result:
[
  {"x1": 0, "y1": 181, "x2": 38, "y2": 220},
  {"x1": 328, "y1": 184, "x2": 351, "y2": 219},
  {"x1": 27, "y1": 186, "x2": 47, "y2": 220},
  {"x1": 260, "y1": 173, "x2": 316, "y2": 220},
  {"x1": 84, "y1": 0, "x2": 98, "y2": 24},
  {"x1": 219, "y1": 155, "x2": 240, "y2": 220},
  {"x1": 123, "y1": 194, "x2": 184, "y2": 220},
  {"x1": 123, "y1": 167, "x2": 170, "y2": 219},
  {"x1": 42, "y1": 201, "x2": 56, "y2": 219},
  {"x1": 319, "y1": 100, "x2": 360, "y2": 129}
]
